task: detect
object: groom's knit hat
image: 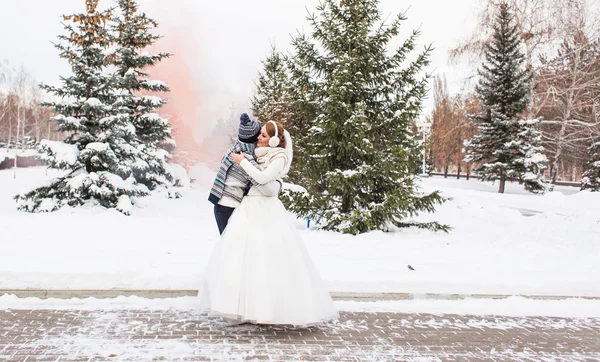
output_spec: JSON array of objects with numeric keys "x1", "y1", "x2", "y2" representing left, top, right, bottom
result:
[{"x1": 238, "y1": 113, "x2": 261, "y2": 143}]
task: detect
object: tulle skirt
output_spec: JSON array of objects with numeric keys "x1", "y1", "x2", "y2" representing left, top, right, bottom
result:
[{"x1": 198, "y1": 195, "x2": 338, "y2": 326}]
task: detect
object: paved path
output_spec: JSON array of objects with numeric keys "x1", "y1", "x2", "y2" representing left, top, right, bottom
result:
[{"x1": 1, "y1": 309, "x2": 599, "y2": 361}]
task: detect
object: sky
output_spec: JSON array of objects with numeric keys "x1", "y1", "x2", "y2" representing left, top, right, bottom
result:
[{"x1": 0, "y1": 0, "x2": 480, "y2": 141}]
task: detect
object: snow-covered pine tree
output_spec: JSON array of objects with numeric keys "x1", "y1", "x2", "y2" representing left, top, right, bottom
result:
[
  {"x1": 251, "y1": 46, "x2": 293, "y2": 128},
  {"x1": 581, "y1": 139, "x2": 600, "y2": 191},
  {"x1": 110, "y1": 0, "x2": 174, "y2": 189},
  {"x1": 15, "y1": 0, "x2": 148, "y2": 214},
  {"x1": 282, "y1": 0, "x2": 446, "y2": 235},
  {"x1": 250, "y1": 45, "x2": 308, "y2": 183},
  {"x1": 517, "y1": 119, "x2": 548, "y2": 193},
  {"x1": 465, "y1": 3, "x2": 547, "y2": 194}
]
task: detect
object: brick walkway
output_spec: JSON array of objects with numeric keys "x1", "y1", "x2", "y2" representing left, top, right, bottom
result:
[{"x1": 1, "y1": 309, "x2": 599, "y2": 361}]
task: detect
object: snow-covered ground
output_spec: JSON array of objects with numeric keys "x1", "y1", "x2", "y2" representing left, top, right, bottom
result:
[
  {"x1": 0, "y1": 148, "x2": 41, "y2": 165},
  {"x1": 1, "y1": 166, "x2": 599, "y2": 297}
]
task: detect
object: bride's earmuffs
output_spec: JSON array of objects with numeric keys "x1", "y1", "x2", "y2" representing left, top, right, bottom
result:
[{"x1": 268, "y1": 120, "x2": 280, "y2": 148}]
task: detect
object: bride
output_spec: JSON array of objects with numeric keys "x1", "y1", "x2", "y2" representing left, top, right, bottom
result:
[{"x1": 198, "y1": 121, "x2": 338, "y2": 326}]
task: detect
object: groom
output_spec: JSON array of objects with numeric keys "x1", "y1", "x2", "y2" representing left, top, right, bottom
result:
[{"x1": 209, "y1": 113, "x2": 281, "y2": 235}]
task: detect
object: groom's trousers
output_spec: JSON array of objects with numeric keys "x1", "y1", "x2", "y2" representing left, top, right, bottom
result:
[{"x1": 214, "y1": 204, "x2": 236, "y2": 235}]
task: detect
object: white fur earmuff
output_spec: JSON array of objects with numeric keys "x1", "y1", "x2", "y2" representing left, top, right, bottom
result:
[{"x1": 268, "y1": 120, "x2": 280, "y2": 148}]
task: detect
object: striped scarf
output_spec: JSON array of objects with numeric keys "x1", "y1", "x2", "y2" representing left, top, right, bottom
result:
[{"x1": 208, "y1": 140, "x2": 260, "y2": 205}]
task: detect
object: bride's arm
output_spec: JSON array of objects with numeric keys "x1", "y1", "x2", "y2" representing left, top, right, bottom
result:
[
  {"x1": 253, "y1": 179, "x2": 282, "y2": 196},
  {"x1": 239, "y1": 157, "x2": 285, "y2": 184}
]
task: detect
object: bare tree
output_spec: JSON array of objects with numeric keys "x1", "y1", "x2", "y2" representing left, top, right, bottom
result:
[
  {"x1": 12, "y1": 66, "x2": 32, "y2": 174},
  {"x1": 450, "y1": 0, "x2": 599, "y2": 87},
  {"x1": 0, "y1": 61, "x2": 58, "y2": 173},
  {"x1": 455, "y1": 94, "x2": 480, "y2": 180},
  {"x1": 452, "y1": 0, "x2": 600, "y2": 187},
  {"x1": 431, "y1": 75, "x2": 456, "y2": 176},
  {"x1": 534, "y1": 17, "x2": 600, "y2": 187},
  {"x1": 429, "y1": 75, "x2": 478, "y2": 178}
]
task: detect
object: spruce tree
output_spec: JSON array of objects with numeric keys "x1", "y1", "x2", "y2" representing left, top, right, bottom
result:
[
  {"x1": 282, "y1": 0, "x2": 446, "y2": 234},
  {"x1": 582, "y1": 139, "x2": 600, "y2": 191},
  {"x1": 251, "y1": 45, "x2": 306, "y2": 182},
  {"x1": 15, "y1": 0, "x2": 147, "y2": 214},
  {"x1": 251, "y1": 46, "x2": 293, "y2": 128},
  {"x1": 465, "y1": 3, "x2": 547, "y2": 194},
  {"x1": 110, "y1": 0, "x2": 174, "y2": 189},
  {"x1": 517, "y1": 119, "x2": 548, "y2": 193}
]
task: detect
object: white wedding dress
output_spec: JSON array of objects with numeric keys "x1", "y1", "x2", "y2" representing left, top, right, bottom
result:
[{"x1": 198, "y1": 133, "x2": 338, "y2": 326}]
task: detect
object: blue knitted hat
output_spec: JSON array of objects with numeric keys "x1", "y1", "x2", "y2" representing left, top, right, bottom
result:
[{"x1": 238, "y1": 113, "x2": 261, "y2": 143}]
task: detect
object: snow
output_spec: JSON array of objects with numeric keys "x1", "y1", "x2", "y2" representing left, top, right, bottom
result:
[
  {"x1": 56, "y1": 97, "x2": 78, "y2": 106},
  {"x1": 341, "y1": 169, "x2": 359, "y2": 177},
  {"x1": 336, "y1": 297, "x2": 600, "y2": 318},
  {"x1": 52, "y1": 115, "x2": 82, "y2": 127},
  {"x1": 142, "y1": 79, "x2": 167, "y2": 88},
  {"x1": 0, "y1": 167, "x2": 599, "y2": 299},
  {"x1": 141, "y1": 113, "x2": 162, "y2": 122},
  {"x1": 282, "y1": 182, "x2": 307, "y2": 193},
  {"x1": 188, "y1": 163, "x2": 218, "y2": 188},
  {"x1": 100, "y1": 172, "x2": 140, "y2": 193},
  {"x1": 85, "y1": 97, "x2": 103, "y2": 107},
  {"x1": 116, "y1": 195, "x2": 133, "y2": 215},
  {"x1": 39, "y1": 140, "x2": 78, "y2": 166},
  {"x1": 1, "y1": 295, "x2": 599, "y2": 318},
  {"x1": 85, "y1": 142, "x2": 109, "y2": 152},
  {"x1": 0, "y1": 148, "x2": 41, "y2": 163},
  {"x1": 0, "y1": 149, "x2": 10, "y2": 163},
  {"x1": 165, "y1": 163, "x2": 190, "y2": 188},
  {"x1": 67, "y1": 172, "x2": 93, "y2": 189},
  {"x1": 38, "y1": 198, "x2": 57, "y2": 212},
  {"x1": 527, "y1": 152, "x2": 547, "y2": 164},
  {"x1": 22, "y1": 149, "x2": 41, "y2": 157},
  {"x1": 142, "y1": 95, "x2": 163, "y2": 107},
  {"x1": 523, "y1": 171, "x2": 538, "y2": 181},
  {"x1": 325, "y1": 169, "x2": 360, "y2": 178}
]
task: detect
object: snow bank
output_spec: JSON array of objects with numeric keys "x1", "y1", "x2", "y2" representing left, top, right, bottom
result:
[
  {"x1": 1, "y1": 168, "x2": 598, "y2": 298},
  {"x1": 1, "y1": 295, "x2": 599, "y2": 318},
  {"x1": 165, "y1": 163, "x2": 190, "y2": 188},
  {"x1": 0, "y1": 149, "x2": 10, "y2": 164}
]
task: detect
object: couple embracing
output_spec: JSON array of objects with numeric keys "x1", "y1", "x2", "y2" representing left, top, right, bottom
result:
[{"x1": 198, "y1": 113, "x2": 338, "y2": 326}]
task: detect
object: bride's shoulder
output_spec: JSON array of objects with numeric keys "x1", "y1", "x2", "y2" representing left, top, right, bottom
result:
[
  {"x1": 267, "y1": 148, "x2": 288, "y2": 162},
  {"x1": 267, "y1": 147, "x2": 287, "y2": 157}
]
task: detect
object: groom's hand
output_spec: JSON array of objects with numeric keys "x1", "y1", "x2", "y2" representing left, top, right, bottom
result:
[{"x1": 230, "y1": 152, "x2": 245, "y2": 164}]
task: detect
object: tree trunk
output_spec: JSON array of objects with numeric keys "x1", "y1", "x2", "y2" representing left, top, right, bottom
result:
[
  {"x1": 7, "y1": 109, "x2": 12, "y2": 147},
  {"x1": 341, "y1": 194, "x2": 351, "y2": 214},
  {"x1": 498, "y1": 175, "x2": 506, "y2": 193},
  {"x1": 456, "y1": 163, "x2": 461, "y2": 179},
  {"x1": 47, "y1": 116, "x2": 51, "y2": 140},
  {"x1": 14, "y1": 103, "x2": 21, "y2": 179},
  {"x1": 550, "y1": 122, "x2": 567, "y2": 191},
  {"x1": 550, "y1": 82, "x2": 575, "y2": 191},
  {"x1": 444, "y1": 163, "x2": 449, "y2": 178}
]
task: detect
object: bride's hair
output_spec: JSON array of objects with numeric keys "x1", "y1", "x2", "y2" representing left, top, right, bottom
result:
[{"x1": 265, "y1": 121, "x2": 286, "y2": 148}]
